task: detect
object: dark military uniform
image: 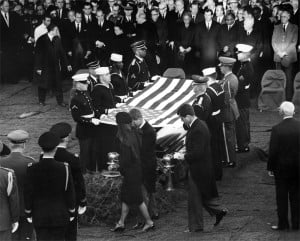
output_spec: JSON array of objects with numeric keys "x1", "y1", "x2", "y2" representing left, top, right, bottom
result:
[
  {"x1": 206, "y1": 82, "x2": 226, "y2": 180},
  {"x1": 87, "y1": 75, "x2": 98, "y2": 94},
  {"x1": 0, "y1": 167, "x2": 19, "y2": 241},
  {"x1": 192, "y1": 93, "x2": 212, "y2": 122},
  {"x1": 24, "y1": 158, "x2": 75, "y2": 241},
  {"x1": 55, "y1": 147, "x2": 86, "y2": 241},
  {"x1": 127, "y1": 56, "x2": 150, "y2": 91},
  {"x1": 0, "y1": 153, "x2": 35, "y2": 241},
  {"x1": 91, "y1": 83, "x2": 118, "y2": 171},
  {"x1": 111, "y1": 71, "x2": 129, "y2": 97},
  {"x1": 70, "y1": 90, "x2": 96, "y2": 172},
  {"x1": 235, "y1": 61, "x2": 253, "y2": 151}
]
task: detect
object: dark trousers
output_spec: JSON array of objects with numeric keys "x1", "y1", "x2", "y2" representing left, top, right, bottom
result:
[
  {"x1": 35, "y1": 226, "x2": 66, "y2": 241},
  {"x1": 275, "y1": 177, "x2": 299, "y2": 229},
  {"x1": 222, "y1": 121, "x2": 237, "y2": 164},
  {"x1": 38, "y1": 87, "x2": 63, "y2": 104},
  {"x1": 188, "y1": 173, "x2": 223, "y2": 231},
  {"x1": 0, "y1": 229, "x2": 11, "y2": 241},
  {"x1": 235, "y1": 108, "x2": 250, "y2": 150},
  {"x1": 65, "y1": 212, "x2": 78, "y2": 241},
  {"x1": 12, "y1": 216, "x2": 34, "y2": 240},
  {"x1": 276, "y1": 62, "x2": 294, "y2": 101},
  {"x1": 78, "y1": 137, "x2": 94, "y2": 173}
]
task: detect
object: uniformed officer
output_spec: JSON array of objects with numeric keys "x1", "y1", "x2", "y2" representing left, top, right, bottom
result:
[
  {"x1": 24, "y1": 132, "x2": 76, "y2": 241},
  {"x1": 191, "y1": 75, "x2": 212, "y2": 122},
  {"x1": 110, "y1": 53, "x2": 129, "y2": 98},
  {"x1": 70, "y1": 73, "x2": 101, "y2": 173},
  {"x1": 86, "y1": 60, "x2": 100, "y2": 94},
  {"x1": 235, "y1": 44, "x2": 254, "y2": 153},
  {"x1": 127, "y1": 40, "x2": 151, "y2": 91},
  {"x1": 0, "y1": 130, "x2": 35, "y2": 241},
  {"x1": 0, "y1": 167, "x2": 19, "y2": 241},
  {"x1": 202, "y1": 67, "x2": 226, "y2": 180},
  {"x1": 219, "y1": 57, "x2": 239, "y2": 168},
  {"x1": 50, "y1": 122, "x2": 87, "y2": 241},
  {"x1": 91, "y1": 67, "x2": 119, "y2": 171}
]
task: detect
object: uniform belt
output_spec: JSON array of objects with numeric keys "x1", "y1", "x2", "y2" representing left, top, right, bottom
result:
[
  {"x1": 81, "y1": 112, "x2": 94, "y2": 118},
  {"x1": 212, "y1": 109, "x2": 221, "y2": 116},
  {"x1": 245, "y1": 84, "x2": 250, "y2": 89}
]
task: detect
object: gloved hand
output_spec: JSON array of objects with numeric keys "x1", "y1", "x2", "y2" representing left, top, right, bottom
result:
[
  {"x1": 78, "y1": 206, "x2": 87, "y2": 215},
  {"x1": 173, "y1": 152, "x2": 184, "y2": 160},
  {"x1": 27, "y1": 218, "x2": 32, "y2": 223},
  {"x1": 91, "y1": 118, "x2": 101, "y2": 125},
  {"x1": 11, "y1": 222, "x2": 19, "y2": 233}
]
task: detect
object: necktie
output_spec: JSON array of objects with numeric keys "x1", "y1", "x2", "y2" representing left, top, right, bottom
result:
[
  {"x1": 228, "y1": 25, "x2": 230, "y2": 31},
  {"x1": 76, "y1": 23, "x2": 80, "y2": 33},
  {"x1": 247, "y1": 31, "x2": 250, "y2": 36},
  {"x1": 283, "y1": 24, "x2": 286, "y2": 32},
  {"x1": 4, "y1": 13, "x2": 8, "y2": 26},
  {"x1": 193, "y1": 16, "x2": 195, "y2": 22}
]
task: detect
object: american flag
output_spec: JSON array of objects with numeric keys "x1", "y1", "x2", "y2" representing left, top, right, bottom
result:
[{"x1": 101, "y1": 76, "x2": 195, "y2": 127}]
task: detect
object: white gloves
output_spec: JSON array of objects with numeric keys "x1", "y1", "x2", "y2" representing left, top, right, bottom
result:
[
  {"x1": 78, "y1": 206, "x2": 87, "y2": 215},
  {"x1": 12, "y1": 222, "x2": 19, "y2": 233},
  {"x1": 91, "y1": 118, "x2": 101, "y2": 125},
  {"x1": 173, "y1": 152, "x2": 184, "y2": 160},
  {"x1": 26, "y1": 218, "x2": 32, "y2": 223}
]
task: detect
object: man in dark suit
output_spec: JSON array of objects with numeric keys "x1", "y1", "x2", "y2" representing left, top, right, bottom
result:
[
  {"x1": 34, "y1": 24, "x2": 72, "y2": 106},
  {"x1": 267, "y1": 101, "x2": 300, "y2": 231},
  {"x1": 24, "y1": 132, "x2": 76, "y2": 241},
  {"x1": 122, "y1": 4, "x2": 136, "y2": 39},
  {"x1": 130, "y1": 108, "x2": 158, "y2": 219},
  {"x1": 176, "y1": 104, "x2": 227, "y2": 232},
  {"x1": 0, "y1": 130, "x2": 35, "y2": 241},
  {"x1": 194, "y1": 8, "x2": 220, "y2": 70},
  {"x1": 82, "y1": 2, "x2": 96, "y2": 26},
  {"x1": 190, "y1": 1, "x2": 204, "y2": 24},
  {"x1": 50, "y1": 122, "x2": 87, "y2": 241}
]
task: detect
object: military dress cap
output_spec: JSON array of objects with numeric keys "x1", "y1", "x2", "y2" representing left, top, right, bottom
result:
[
  {"x1": 236, "y1": 44, "x2": 253, "y2": 53},
  {"x1": 86, "y1": 60, "x2": 100, "y2": 69},
  {"x1": 116, "y1": 112, "x2": 132, "y2": 124},
  {"x1": 218, "y1": 56, "x2": 236, "y2": 66},
  {"x1": 50, "y1": 122, "x2": 72, "y2": 139},
  {"x1": 202, "y1": 67, "x2": 216, "y2": 76},
  {"x1": 130, "y1": 40, "x2": 147, "y2": 50},
  {"x1": 95, "y1": 67, "x2": 110, "y2": 75},
  {"x1": 191, "y1": 75, "x2": 209, "y2": 85},
  {"x1": 72, "y1": 73, "x2": 89, "y2": 83},
  {"x1": 38, "y1": 132, "x2": 60, "y2": 150},
  {"x1": 111, "y1": 53, "x2": 123, "y2": 62},
  {"x1": 7, "y1": 130, "x2": 29, "y2": 144},
  {"x1": 177, "y1": 104, "x2": 195, "y2": 117},
  {"x1": 123, "y1": 3, "x2": 133, "y2": 10}
]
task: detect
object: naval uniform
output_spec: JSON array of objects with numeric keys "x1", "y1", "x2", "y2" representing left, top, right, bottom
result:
[
  {"x1": 127, "y1": 56, "x2": 150, "y2": 91},
  {"x1": 111, "y1": 70, "x2": 129, "y2": 97},
  {"x1": 192, "y1": 93, "x2": 213, "y2": 122},
  {"x1": 54, "y1": 147, "x2": 87, "y2": 241},
  {"x1": 235, "y1": 61, "x2": 253, "y2": 151},
  {"x1": 70, "y1": 90, "x2": 96, "y2": 173},
  {"x1": 24, "y1": 158, "x2": 76, "y2": 241},
  {"x1": 205, "y1": 82, "x2": 225, "y2": 180},
  {"x1": 91, "y1": 83, "x2": 118, "y2": 171}
]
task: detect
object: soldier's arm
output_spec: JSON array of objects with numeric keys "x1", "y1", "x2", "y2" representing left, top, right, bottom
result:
[
  {"x1": 127, "y1": 63, "x2": 139, "y2": 91},
  {"x1": 64, "y1": 163, "x2": 76, "y2": 217},
  {"x1": 8, "y1": 171, "x2": 20, "y2": 224},
  {"x1": 24, "y1": 165, "x2": 33, "y2": 219},
  {"x1": 70, "y1": 99, "x2": 94, "y2": 124},
  {"x1": 72, "y1": 154, "x2": 87, "y2": 207}
]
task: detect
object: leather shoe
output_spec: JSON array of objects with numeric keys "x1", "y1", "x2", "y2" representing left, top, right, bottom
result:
[
  {"x1": 111, "y1": 223, "x2": 125, "y2": 232},
  {"x1": 214, "y1": 209, "x2": 227, "y2": 226},
  {"x1": 271, "y1": 225, "x2": 289, "y2": 231},
  {"x1": 224, "y1": 162, "x2": 236, "y2": 168}
]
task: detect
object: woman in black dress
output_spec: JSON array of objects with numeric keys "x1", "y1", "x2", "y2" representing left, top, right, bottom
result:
[{"x1": 112, "y1": 112, "x2": 154, "y2": 232}]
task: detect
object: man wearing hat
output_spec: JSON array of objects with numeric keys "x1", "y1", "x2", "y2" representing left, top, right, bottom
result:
[
  {"x1": 122, "y1": 3, "x2": 136, "y2": 39},
  {"x1": 24, "y1": 132, "x2": 76, "y2": 241},
  {"x1": 191, "y1": 75, "x2": 212, "y2": 122},
  {"x1": 50, "y1": 122, "x2": 87, "y2": 241},
  {"x1": 91, "y1": 67, "x2": 119, "y2": 172},
  {"x1": 86, "y1": 60, "x2": 100, "y2": 93},
  {"x1": 110, "y1": 53, "x2": 129, "y2": 97},
  {"x1": 0, "y1": 130, "x2": 35, "y2": 241},
  {"x1": 175, "y1": 104, "x2": 227, "y2": 232},
  {"x1": 235, "y1": 44, "x2": 254, "y2": 153},
  {"x1": 70, "y1": 73, "x2": 101, "y2": 173},
  {"x1": 219, "y1": 56, "x2": 239, "y2": 168},
  {"x1": 202, "y1": 67, "x2": 225, "y2": 180},
  {"x1": 127, "y1": 40, "x2": 151, "y2": 91}
]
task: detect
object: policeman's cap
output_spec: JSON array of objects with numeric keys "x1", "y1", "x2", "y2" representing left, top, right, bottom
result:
[
  {"x1": 191, "y1": 75, "x2": 209, "y2": 85},
  {"x1": 116, "y1": 112, "x2": 132, "y2": 124},
  {"x1": 38, "y1": 132, "x2": 60, "y2": 151},
  {"x1": 72, "y1": 73, "x2": 89, "y2": 83},
  {"x1": 7, "y1": 130, "x2": 29, "y2": 144},
  {"x1": 131, "y1": 40, "x2": 147, "y2": 50},
  {"x1": 236, "y1": 44, "x2": 253, "y2": 53},
  {"x1": 50, "y1": 122, "x2": 72, "y2": 139},
  {"x1": 218, "y1": 57, "x2": 236, "y2": 66},
  {"x1": 86, "y1": 60, "x2": 100, "y2": 69}
]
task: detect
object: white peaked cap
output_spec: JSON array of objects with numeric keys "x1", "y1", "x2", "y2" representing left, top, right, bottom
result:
[
  {"x1": 236, "y1": 44, "x2": 253, "y2": 53},
  {"x1": 111, "y1": 53, "x2": 123, "y2": 62},
  {"x1": 72, "y1": 73, "x2": 89, "y2": 82},
  {"x1": 202, "y1": 67, "x2": 216, "y2": 76},
  {"x1": 95, "y1": 67, "x2": 110, "y2": 75}
]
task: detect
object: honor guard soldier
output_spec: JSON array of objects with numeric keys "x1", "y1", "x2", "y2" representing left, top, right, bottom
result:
[
  {"x1": 91, "y1": 67, "x2": 118, "y2": 172},
  {"x1": 24, "y1": 132, "x2": 76, "y2": 241},
  {"x1": 70, "y1": 73, "x2": 101, "y2": 173},
  {"x1": 110, "y1": 53, "x2": 129, "y2": 98},
  {"x1": 127, "y1": 40, "x2": 151, "y2": 91},
  {"x1": 191, "y1": 75, "x2": 212, "y2": 122},
  {"x1": 86, "y1": 60, "x2": 101, "y2": 93},
  {"x1": 50, "y1": 122, "x2": 87, "y2": 241},
  {"x1": 202, "y1": 67, "x2": 225, "y2": 180},
  {"x1": 0, "y1": 167, "x2": 19, "y2": 241},
  {"x1": 0, "y1": 130, "x2": 35, "y2": 240},
  {"x1": 235, "y1": 44, "x2": 254, "y2": 153},
  {"x1": 218, "y1": 57, "x2": 239, "y2": 168}
]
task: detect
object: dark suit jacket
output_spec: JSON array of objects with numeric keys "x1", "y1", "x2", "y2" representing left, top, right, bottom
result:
[
  {"x1": 191, "y1": 13, "x2": 204, "y2": 24},
  {"x1": 185, "y1": 118, "x2": 218, "y2": 199},
  {"x1": 0, "y1": 153, "x2": 35, "y2": 216},
  {"x1": 154, "y1": 17, "x2": 168, "y2": 46},
  {"x1": 217, "y1": 23, "x2": 239, "y2": 55},
  {"x1": 268, "y1": 118, "x2": 300, "y2": 179},
  {"x1": 176, "y1": 23, "x2": 195, "y2": 49},
  {"x1": 69, "y1": 21, "x2": 91, "y2": 53},
  {"x1": 91, "y1": 20, "x2": 114, "y2": 52}
]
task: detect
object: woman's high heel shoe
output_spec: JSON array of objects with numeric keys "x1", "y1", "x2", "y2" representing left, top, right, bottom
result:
[
  {"x1": 142, "y1": 223, "x2": 155, "y2": 232},
  {"x1": 111, "y1": 223, "x2": 125, "y2": 232}
]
